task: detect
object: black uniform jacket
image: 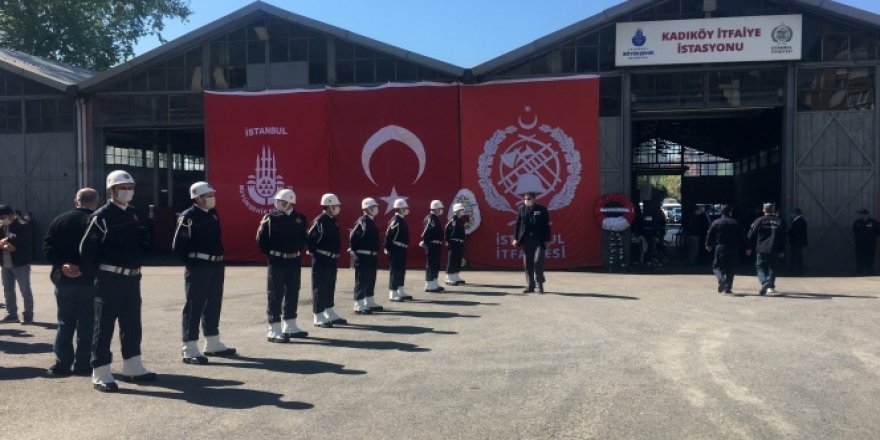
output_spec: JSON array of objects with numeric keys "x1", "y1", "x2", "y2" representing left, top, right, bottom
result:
[
  {"x1": 172, "y1": 205, "x2": 224, "y2": 263},
  {"x1": 43, "y1": 207, "x2": 94, "y2": 285},
  {"x1": 747, "y1": 214, "x2": 786, "y2": 254},
  {"x1": 1, "y1": 218, "x2": 34, "y2": 267},
  {"x1": 350, "y1": 215, "x2": 379, "y2": 254},
  {"x1": 307, "y1": 212, "x2": 341, "y2": 257},
  {"x1": 788, "y1": 216, "x2": 808, "y2": 247},
  {"x1": 257, "y1": 208, "x2": 307, "y2": 259},
  {"x1": 80, "y1": 202, "x2": 143, "y2": 272},
  {"x1": 853, "y1": 218, "x2": 880, "y2": 243},
  {"x1": 513, "y1": 203, "x2": 551, "y2": 245},
  {"x1": 445, "y1": 216, "x2": 466, "y2": 244},
  {"x1": 384, "y1": 214, "x2": 409, "y2": 252},
  {"x1": 421, "y1": 214, "x2": 444, "y2": 245},
  {"x1": 705, "y1": 215, "x2": 745, "y2": 249}
]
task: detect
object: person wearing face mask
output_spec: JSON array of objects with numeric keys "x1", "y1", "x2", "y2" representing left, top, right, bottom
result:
[
  {"x1": 42, "y1": 188, "x2": 100, "y2": 377},
  {"x1": 421, "y1": 200, "x2": 446, "y2": 293},
  {"x1": 308, "y1": 193, "x2": 345, "y2": 328},
  {"x1": 172, "y1": 181, "x2": 236, "y2": 364},
  {"x1": 349, "y1": 198, "x2": 383, "y2": 314},
  {"x1": 512, "y1": 192, "x2": 551, "y2": 293},
  {"x1": 385, "y1": 198, "x2": 411, "y2": 302},
  {"x1": 257, "y1": 188, "x2": 309, "y2": 343},
  {"x1": 444, "y1": 203, "x2": 467, "y2": 286},
  {"x1": 0, "y1": 204, "x2": 35, "y2": 324},
  {"x1": 80, "y1": 170, "x2": 157, "y2": 392}
]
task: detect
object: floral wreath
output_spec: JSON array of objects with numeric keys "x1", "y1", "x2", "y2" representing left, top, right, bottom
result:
[{"x1": 594, "y1": 193, "x2": 635, "y2": 229}]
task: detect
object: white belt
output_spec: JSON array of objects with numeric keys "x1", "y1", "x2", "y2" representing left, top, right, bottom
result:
[
  {"x1": 187, "y1": 252, "x2": 224, "y2": 262},
  {"x1": 354, "y1": 250, "x2": 378, "y2": 256},
  {"x1": 315, "y1": 250, "x2": 338, "y2": 259},
  {"x1": 449, "y1": 238, "x2": 464, "y2": 242},
  {"x1": 393, "y1": 240, "x2": 408, "y2": 248},
  {"x1": 269, "y1": 251, "x2": 300, "y2": 259},
  {"x1": 98, "y1": 264, "x2": 141, "y2": 276},
  {"x1": 427, "y1": 240, "x2": 442, "y2": 245}
]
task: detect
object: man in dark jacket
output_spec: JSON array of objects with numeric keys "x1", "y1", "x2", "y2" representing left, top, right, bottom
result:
[
  {"x1": 257, "y1": 189, "x2": 309, "y2": 343},
  {"x1": 512, "y1": 192, "x2": 551, "y2": 293},
  {"x1": 853, "y1": 209, "x2": 880, "y2": 276},
  {"x1": 787, "y1": 208, "x2": 808, "y2": 276},
  {"x1": 705, "y1": 205, "x2": 745, "y2": 294},
  {"x1": 747, "y1": 203, "x2": 786, "y2": 295},
  {"x1": 43, "y1": 188, "x2": 100, "y2": 376},
  {"x1": 308, "y1": 193, "x2": 344, "y2": 328},
  {"x1": 0, "y1": 204, "x2": 35, "y2": 324},
  {"x1": 421, "y1": 200, "x2": 445, "y2": 293},
  {"x1": 172, "y1": 181, "x2": 235, "y2": 364},
  {"x1": 349, "y1": 198, "x2": 382, "y2": 313},
  {"x1": 385, "y1": 198, "x2": 411, "y2": 302}
]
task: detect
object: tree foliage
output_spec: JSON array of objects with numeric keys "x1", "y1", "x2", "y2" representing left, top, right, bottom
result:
[{"x1": 0, "y1": 0, "x2": 192, "y2": 71}]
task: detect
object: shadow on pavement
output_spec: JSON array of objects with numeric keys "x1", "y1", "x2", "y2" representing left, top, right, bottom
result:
[
  {"x1": 208, "y1": 356, "x2": 366, "y2": 375},
  {"x1": 0, "y1": 329, "x2": 53, "y2": 354},
  {"x1": 300, "y1": 336, "x2": 430, "y2": 353},
  {"x1": 411, "y1": 299, "x2": 500, "y2": 307},
  {"x1": 550, "y1": 292, "x2": 640, "y2": 301},
  {"x1": 343, "y1": 323, "x2": 457, "y2": 336},
  {"x1": 463, "y1": 283, "x2": 521, "y2": 289},
  {"x1": 117, "y1": 373, "x2": 313, "y2": 410},
  {"x1": 730, "y1": 292, "x2": 875, "y2": 300},
  {"x1": 0, "y1": 366, "x2": 46, "y2": 380},
  {"x1": 23, "y1": 321, "x2": 58, "y2": 330},
  {"x1": 380, "y1": 310, "x2": 480, "y2": 319},
  {"x1": 446, "y1": 290, "x2": 509, "y2": 297}
]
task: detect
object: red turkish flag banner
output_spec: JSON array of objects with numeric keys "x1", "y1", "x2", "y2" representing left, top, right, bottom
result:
[
  {"x1": 327, "y1": 84, "x2": 461, "y2": 268},
  {"x1": 459, "y1": 76, "x2": 602, "y2": 269},
  {"x1": 205, "y1": 90, "x2": 331, "y2": 262}
]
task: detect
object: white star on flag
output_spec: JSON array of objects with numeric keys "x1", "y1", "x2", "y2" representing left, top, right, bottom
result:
[{"x1": 380, "y1": 186, "x2": 408, "y2": 215}]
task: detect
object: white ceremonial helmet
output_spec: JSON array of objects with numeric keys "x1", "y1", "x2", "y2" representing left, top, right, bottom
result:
[
  {"x1": 393, "y1": 199, "x2": 409, "y2": 209},
  {"x1": 321, "y1": 193, "x2": 341, "y2": 206},
  {"x1": 430, "y1": 200, "x2": 444, "y2": 210},
  {"x1": 361, "y1": 198, "x2": 379, "y2": 209},
  {"x1": 189, "y1": 181, "x2": 215, "y2": 199},
  {"x1": 106, "y1": 170, "x2": 135, "y2": 189},
  {"x1": 453, "y1": 203, "x2": 465, "y2": 212},
  {"x1": 275, "y1": 188, "x2": 296, "y2": 204}
]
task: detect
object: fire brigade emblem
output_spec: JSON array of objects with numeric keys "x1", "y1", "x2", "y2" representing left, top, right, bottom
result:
[
  {"x1": 478, "y1": 106, "x2": 581, "y2": 212},
  {"x1": 240, "y1": 145, "x2": 287, "y2": 214}
]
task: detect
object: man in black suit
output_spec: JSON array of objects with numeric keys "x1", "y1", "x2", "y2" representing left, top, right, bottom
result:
[
  {"x1": 512, "y1": 192, "x2": 551, "y2": 293},
  {"x1": 787, "y1": 208, "x2": 808, "y2": 276}
]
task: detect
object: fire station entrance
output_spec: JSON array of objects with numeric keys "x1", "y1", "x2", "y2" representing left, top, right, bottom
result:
[{"x1": 630, "y1": 106, "x2": 784, "y2": 263}]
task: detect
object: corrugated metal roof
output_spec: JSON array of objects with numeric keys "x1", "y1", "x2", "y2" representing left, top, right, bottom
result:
[
  {"x1": 0, "y1": 47, "x2": 94, "y2": 92},
  {"x1": 471, "y1": 0, "x2": 880, "y2": 77},
  {"x1": 80, "y1": 0, "x2": 465, "y2": 91}
]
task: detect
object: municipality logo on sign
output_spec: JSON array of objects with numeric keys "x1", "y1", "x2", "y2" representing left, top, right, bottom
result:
[
  {"x1": 770, "y1": 22, "x2": 795, "y2": 55},
  {"x1": 632, "y1": 28, "x2": 647, "y2": 47},
  {"x1": 240, "y1": 145, "x2": 287, "y2": 214},
  {"x1": 478, "y1": 106, "x2": 581, "y2": 213}
]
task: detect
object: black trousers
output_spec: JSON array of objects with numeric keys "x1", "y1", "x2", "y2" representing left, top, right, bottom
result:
[
  {"x1": 521, "y1": 238, "x2": 546, "y2": 288},
  {"x1": 388, "y1": 248, "x2": 407, "y2": 290},
  {"x1": 447, "y1": 242, "x2": 463, "y2": 273},
  {"x1": 311, "y1": 256, "x2": 337, "y2": 314},
  {"x1": 855, "y1": 241, "x2": 877, "y2": 275},
  {"x1": 712, "y1": 245, "x2": 737, "y2": 289},
  {"x1": 789, "y1": 245, "x2": 804, "y2": 275},
  {"x1": 91, "y1": 271, "x2": 142, "y2": 368},
  {"x1": 54, "y1": 284, "x2": 95, "y2": 370},
  {"x1": 267, "y1": 258, "x2": 301, "y2": 323},
  {"x1": 182, "y1": 262, "x2": 224, "y2": 342},
  {"x1": 353, "y1": 254, "x2": 377, "y2": 301},
  {"x1": 425, "y1": 244, "x2": 441, "y2": 281}
]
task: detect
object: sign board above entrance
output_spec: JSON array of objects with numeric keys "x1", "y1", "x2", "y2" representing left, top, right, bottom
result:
[{"x1": 616, "y1": 14, "x2": 802, "y2": 66}]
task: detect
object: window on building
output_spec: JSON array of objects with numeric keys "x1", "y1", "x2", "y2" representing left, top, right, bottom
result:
[
  {"x1": 798, "y1": 67, "x2": 875, "y2": 111},
  {"x1": 0, "y1": 100, "x2": 22, "y2": 134},
  {"x1": 25, "y1": 99, "x2": 73, "y2": 133}
]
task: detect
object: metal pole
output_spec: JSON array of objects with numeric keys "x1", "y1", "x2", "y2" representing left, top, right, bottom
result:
[{"x1": 166, "y1": 142, "x2": 173, "y2": 208}]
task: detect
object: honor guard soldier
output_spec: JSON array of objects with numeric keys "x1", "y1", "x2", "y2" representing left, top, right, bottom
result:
[
  {"x1": 349, "y1": 198, "x2": 383, "y2": 314},
  {"x1": 512, "y1": 192, "x2": 551, "y2": 293},
  {"x1": 80, "y1": 170, "x2": 157, "y2": 392},
  {"x1": 421, "y1": 200, "x2": 445, "y2": 293},
  {"x1": 308, "y1": 193, "x2": 346, "y2": 328},
  {"x1": 385, "y1": 198, "x2": 411, "y2": 302},
  {"x1": 257, "y1": 189, "x2": 309, "y2": 343},
  {"x1": 444, "y1": 203, "x2": 467, "y2": 286},
  {"x1": 172, "y1": 181, "x2": 236, "y2": 365}
]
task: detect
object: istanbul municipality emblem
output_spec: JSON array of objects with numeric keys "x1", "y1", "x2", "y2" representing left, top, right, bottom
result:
[
  {"x1": 772, "y1": 24, "x2": 793, "y2": 43},
  {"x1": 478, "y1": 106, "x2": 581, "y2": 213},
  {"x1": 240, "y1": 145, "x2": 287, "y2": 214}
]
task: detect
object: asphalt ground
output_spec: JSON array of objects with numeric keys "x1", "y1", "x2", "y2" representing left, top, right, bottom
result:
[{"x1": 1, "y1": 265, "x2": 879, "y2": 439}]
